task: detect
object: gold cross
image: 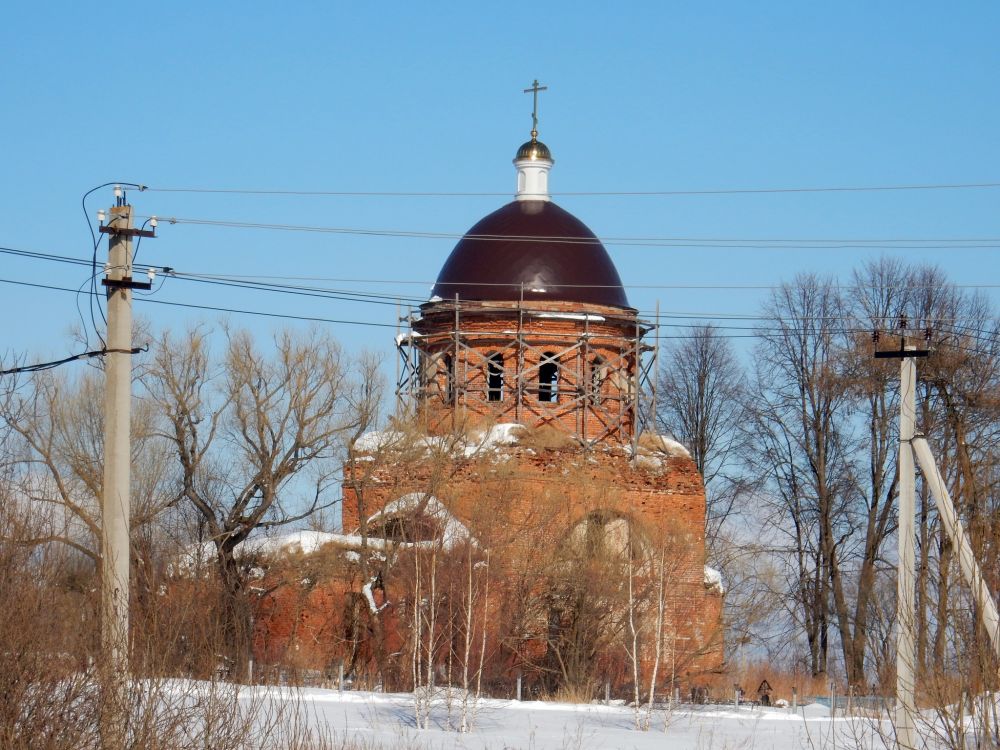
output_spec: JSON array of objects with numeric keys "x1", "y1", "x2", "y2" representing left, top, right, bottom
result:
[{"x1": 522, "y1": 79, "x2": 548, "y2": 139}]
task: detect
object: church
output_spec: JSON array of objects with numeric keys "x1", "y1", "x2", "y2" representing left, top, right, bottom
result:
[{"x1": 254, "y1": 93, "x2": 724, "y2": 696}]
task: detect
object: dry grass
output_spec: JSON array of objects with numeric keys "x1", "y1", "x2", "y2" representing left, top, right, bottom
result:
[
  {"x1": 517, "y1": 424, "x2": 580, "y2": 452},
  {"x1": 551, "y1": 682, "x2": 599, "y2": 705},
  {"x1": 709, "y1": 662, "x2": 833, "y2": 704}
]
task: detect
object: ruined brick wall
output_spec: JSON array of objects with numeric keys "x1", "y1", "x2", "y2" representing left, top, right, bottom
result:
[
  {"x1": 250, "y1": 444, "x2": 723, "y2": 688},
  {"x1": 341, "y1": 444, "x2": 723, "y2": 676}
]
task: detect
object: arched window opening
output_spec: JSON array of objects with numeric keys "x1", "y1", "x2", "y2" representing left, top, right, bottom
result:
[
  {"x1": 564, "y1": 510, "x2": 647, "y2": 565},
  {"x1": 443, "y1": 354, "x2": 455, "y2": 403},
  {"x1": 486, "y1": 352, "x2": 504, "y2": 402},
  {"x1": 590, "y1": 356, "x2": 606, "y2": 405},
  {"x1": 538, "y1": 352, "x2": 559, "y2": 403},
  {"x1": 375, "y1": 515, "x2": 440, "y2": 544}
]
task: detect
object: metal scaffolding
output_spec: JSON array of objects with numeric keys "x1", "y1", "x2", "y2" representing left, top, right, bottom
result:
[{"x1": 395, "y1": 299, "x2": 658, "y2": 448}]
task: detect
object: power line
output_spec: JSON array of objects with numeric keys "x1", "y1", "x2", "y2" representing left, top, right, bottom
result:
[
  {"x1": 3, "y1": 245, "x2": 1000, "y2": 329},
  {"x1": 0, "y1": 245, "x2": 93, "y2": 268},
  {"x1": 180, "y1": 272, "x2": 1000, "y2": 292},
  {"x1": 6, "y1": 273, "x2": 999, "y2": 350},
  {"x1": 0, "y1": 346, "x2": 145, "y2": 376},
  {"x1": 0, "y1": 274, "x2": 951, "y2": 338},
  {"x1": 0, "y1": 246, "x2": 428, "y2": 307},
  {"x1": 8, "y1": 244, "x2": 1000, "y2": 292},
  {"x1": 136, "y1": 295, "x2": 398, "y2": 328},
  {"x1": 140, "y1": 214, "x2": 1000, "y2": 249},
  {"x1": 143, "y1": 181, "x2": 1000, "y2": 198},
  {"x1": 0, "y1": 276, "x2": 398, "y2": 329},
  {"x1": 172, "y1": 273, "x2": 427, "y2": 307}
]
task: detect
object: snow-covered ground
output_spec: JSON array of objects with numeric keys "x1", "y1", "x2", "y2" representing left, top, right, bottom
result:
[{"x1": 243, "y1": 686, "x2": 891, "y2": 749}]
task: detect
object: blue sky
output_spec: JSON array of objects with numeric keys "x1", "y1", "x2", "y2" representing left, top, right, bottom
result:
[{"x1": 2, "y1": 2, "x2": 999, "y2": 366}]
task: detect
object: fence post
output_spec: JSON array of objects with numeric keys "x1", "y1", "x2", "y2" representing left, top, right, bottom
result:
[
  {"x1": 791, "y1": 687, "x2": 797, "y2": 711},
  {"x1": 338, "y1": 662, "x2": 344, "y2": 696},
  {"x1": 605, "y1": 680, "x2": 611, "y2": 705},
  {"x1": 734, "y1": 683, "x2": 740, "y2": 708},
  {"x1": 516, "y1": 671, "x2": 522, "y2": 702}
]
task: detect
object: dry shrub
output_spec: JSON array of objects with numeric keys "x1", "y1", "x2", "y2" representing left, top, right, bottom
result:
[
  {"x1": 0, "y1": 540, "x2": 98, "y2": 749},
  {"x1": 133, "y1": 573, "x2": 235, "y2": 681},
  {"x1": 0, "y1": 488, "x2": 381, "y2": 749}
]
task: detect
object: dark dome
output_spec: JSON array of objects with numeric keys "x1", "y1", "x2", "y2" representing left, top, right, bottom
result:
[{"x1": 431, "y1": 200, "x2": 630, "y2": 308}]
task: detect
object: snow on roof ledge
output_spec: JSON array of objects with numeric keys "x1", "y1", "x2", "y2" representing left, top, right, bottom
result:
[
  {"x1": 645, "y1": 434, "x2": 692, "y2": 458},
  {"x1": 352, "y1": 429, "x2": 407, "y2": 453},
  {"x1": 462, "y1": 423, "x2": 527, "y2": 456},
  {"x1": 352, "y1": 423, "x2": 528, "y2": 459},
  {"x1": 367, "y1": 493, "x2": 475, "y2": 550},
  {"x1": 171, "y1": 530, "x2": 397, "y2": 576},
  {"x1": 395, "y1": 331, "x2": 423, "y2": 346},
  {"x1": 704, "y1": 565, "x2": 725, "y2": 594}
]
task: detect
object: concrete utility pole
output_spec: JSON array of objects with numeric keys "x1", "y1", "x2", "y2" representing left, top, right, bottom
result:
[
  {"x1": 101, "y1": 202, "x2": 134, "y2": 677},
  {"x1": 878, "y1": 336, "x2": 1000, "y2": 749},
  {"x1": 876, "y1": 339, "x2": 926, "y2": 750},
  {"x1": 895, "y1": 346, "x2": 919, "y2": 750},
  {"x1": 98, "y1": 192, "x2": 153, "y2": 747}
]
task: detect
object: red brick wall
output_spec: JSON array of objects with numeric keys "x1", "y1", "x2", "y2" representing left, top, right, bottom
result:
[{"x1": 409, "y1": 300, "x2": 645, "y2": 443}]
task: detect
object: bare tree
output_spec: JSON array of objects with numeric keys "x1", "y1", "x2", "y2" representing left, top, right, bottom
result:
[
  {"x1": 0, "y1": 364, "x2": 174, "y2": 566},
  {"x1": 623, "y1": 529, "x2": 683, "y2": 731},
  {"x1": 907, "y1": 265, "x2": 1000, "y2": 684},
  {"x1": 741, "y1": 260, "x2": 1000, "y2": 692},
  {"x1": 540, "y1": 504, "x2": 643, "y2": 701},
  {"x1": 147, "y1": 326, "x2": 380, "y2": 668},
  {"x1": 743, "y1": 274, "x2": 853, "y2": 679},
  {"x1": 656, "y1": 324, "x2": 747, "y2": 545},
  {"x1": 832, "y1": 257, "x2": 910, "y2": 688}
]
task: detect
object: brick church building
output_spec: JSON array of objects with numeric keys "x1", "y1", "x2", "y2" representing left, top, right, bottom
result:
[{"x1": 253, "y1": 115, "x2": 724, "y2": 694}]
